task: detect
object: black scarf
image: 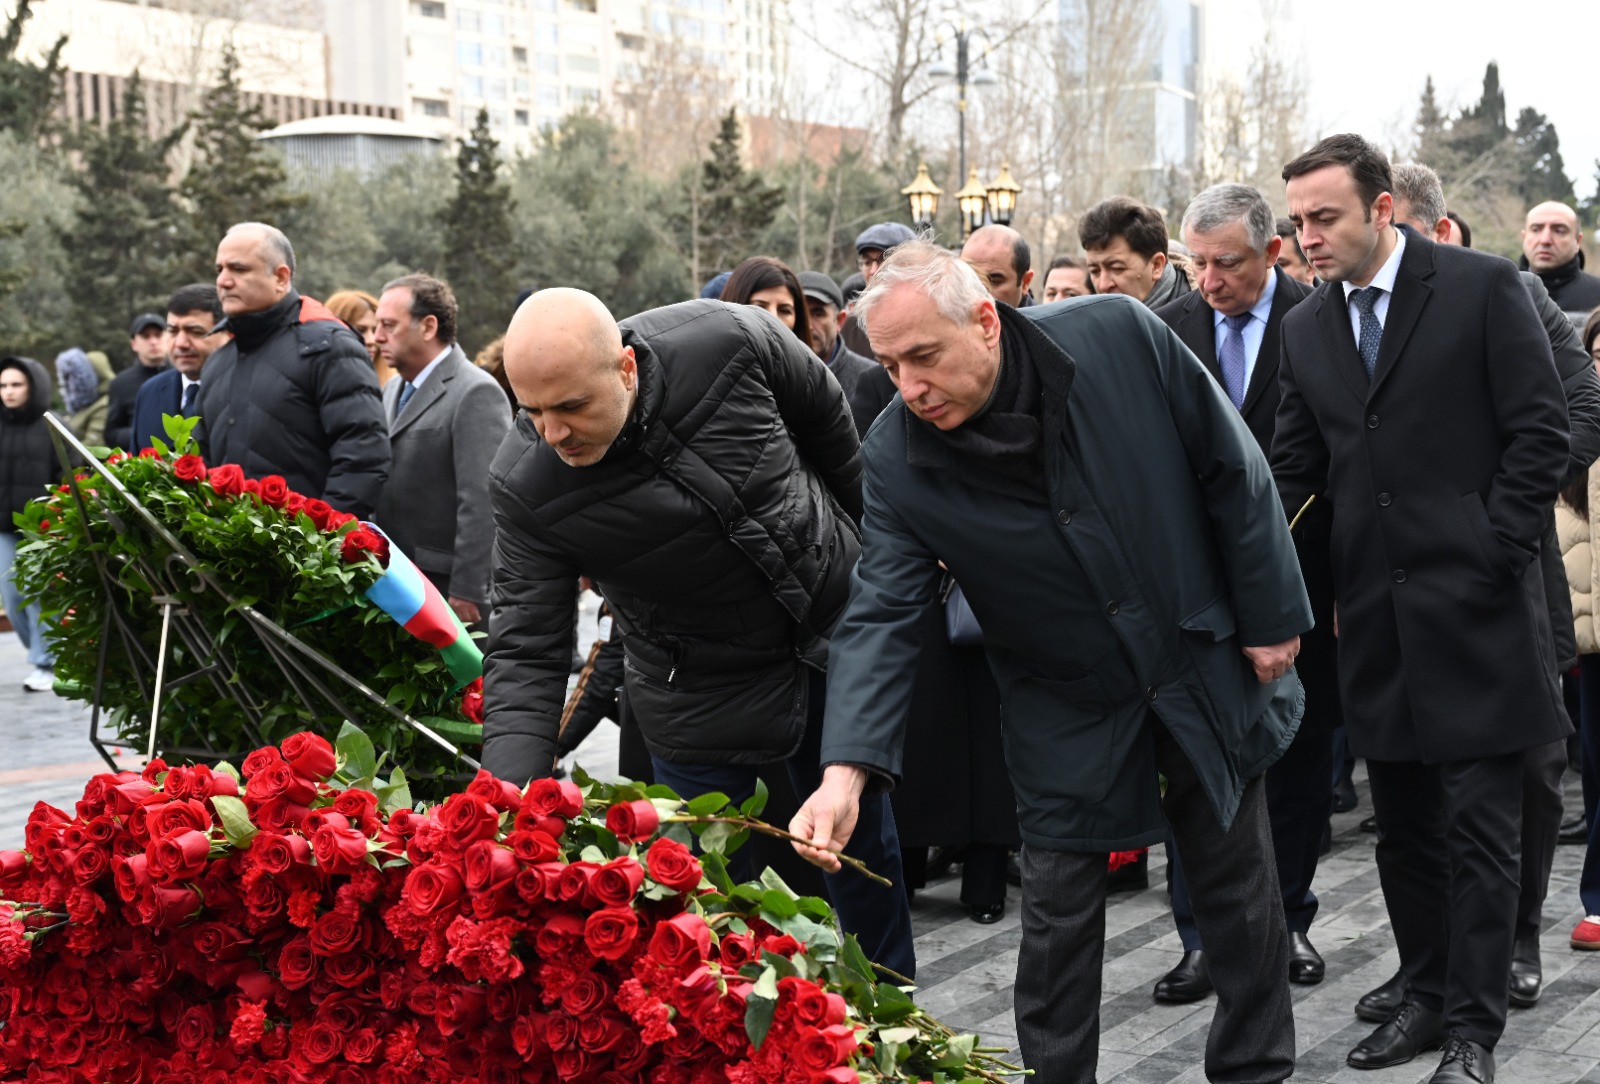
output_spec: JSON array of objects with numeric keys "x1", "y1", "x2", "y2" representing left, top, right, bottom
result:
[
  {"x1": 906, "y1": 308, "x2": 1046, "y2": 502},
  {"x1": 221, "y1": 291, "x2": 302, "y2": 353}
]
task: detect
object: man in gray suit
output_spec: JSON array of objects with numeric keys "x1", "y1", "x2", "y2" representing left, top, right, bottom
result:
[{"x1": 373, "y1": 274, "x2": 512, "y2": 625}]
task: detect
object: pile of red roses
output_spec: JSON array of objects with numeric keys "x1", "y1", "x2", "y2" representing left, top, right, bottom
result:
[{"x1": 0, "y1": 728, "x2": 1007, "y2": 1083}]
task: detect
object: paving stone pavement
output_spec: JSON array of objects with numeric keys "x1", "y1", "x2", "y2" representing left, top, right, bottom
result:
[{"x1": 3, "y1": 629, "x2": 1600, "y2": 1082}]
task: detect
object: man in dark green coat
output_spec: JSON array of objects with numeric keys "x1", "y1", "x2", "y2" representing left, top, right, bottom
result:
[{"x1": 791, "y1": 240, "x2": 1313, "y2": 1084}]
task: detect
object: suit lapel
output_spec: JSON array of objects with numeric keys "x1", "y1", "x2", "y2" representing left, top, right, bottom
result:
[
  {"x1": 1368, "y1": 232, "x2": 1433, "y2": 396},
  {"x1": 1312, "y1": 283, "x2": 1371, "y2": 403},
  {"x1": 391, "y1": 348, "x2": 460, "y2": 437},
  {"x1": 1238, "y1": 269, "x2": 1303, "y2": 417},
  {"x1": 1176, "y1": 293, "x2": 1222, "y2": 382}
]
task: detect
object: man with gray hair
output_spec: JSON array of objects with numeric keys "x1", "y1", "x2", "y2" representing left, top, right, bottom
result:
[
  {"x1": 791, "y1": 238, "x2": 1312, "y2": 1083},
  {"x1": 198, "y1": 222, "x2": 390, "y2": 517},
  {"x1": 1148, "y1": 182, "x2": 1331, "y2": 1003}
]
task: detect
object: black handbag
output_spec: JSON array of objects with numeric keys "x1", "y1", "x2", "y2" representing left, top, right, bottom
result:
[{"x1": 941, "y1": 574, "x2": 984, "y2": 645}]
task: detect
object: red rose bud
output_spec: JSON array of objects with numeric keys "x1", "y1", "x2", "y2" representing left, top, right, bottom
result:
[
  {"x1": 796, "y1": 1024, "x2": 862, "y2": 1073},
  {"x1": 0, "y1": 850, "x2": 28, "y2": 877},
  {"x1": 461, "y1": 681, "x2": 485, "y2": 724},
  {"x1": 326, "y1": 510, "x2": 356, "y2": 529},
  {"x1": 112, "y1": 852, "x2": 151, "y2": 902},
  {"x1": 240, "y1": 746, "x2": 283, "y2": 780},
  {"x1": 311, "y1": 818, "x2": 371, "y2": 874},
  {"x1": 339, "y1": 527, "x2": 391, "y2": 567},
  {"x1": 208, "y1": 463, "x2": 245, "y2": 497},
  {"x1": 148, "y1": 829, "x2": 212, "y2": 883},
  {"x1": 301, "y1": 498, "x2": 334, "y2": 531},
  {"x1": 592, "y1": 856, "x2": 646, "y2": 906},
  {"x1": 465, "y1": 767, "x2": 521, "y2": 812},
  {"x1": 404, "y1": 860, "x2": 466, "y2": 916},
  {"x1": 138, "y1": 446, "x2": 162, "y2": 459},
  {"x1": 646, "y1": 838, "x2": 704, "y2": 893},
  {"x1": 278, "y1": 732, "x2": 337, "y2": 782},
  {"x1": 136, "y1": 883, "x2": 202, "y2": 930},
  {"x1": 435, "y1": 793, "x2": 502, "y2": 851},
  {"x1": 249, "y1": 832, "x2": 311, "y2": 874},
  {"x1": 647, "y1": 912, "x2": 712, "y2": 971},
  {"x1": 524, "y1": 777, "x2": 584, "y2": 819},
  {"x1": 506, "y1": 829, "x2": 560, "y2": 864},
  {"x1": 605, "y1": 799, "x2": 660, "y2": 843},
  {"x1": 172, "y1": 454, "x2": 207, "y2": 483},
  {"x1": 144, "y1": 798, "x2": 213, "y2": 840},
  {"x1": 463, "y1": 840, "x2": 519, "y2": 895},
  {"x1": 256, "y1": 475, "x2": 290, "y2": 508}
]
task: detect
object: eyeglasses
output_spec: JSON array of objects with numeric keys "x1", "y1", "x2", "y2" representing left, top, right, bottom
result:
[{"x1": 857, "y1": 252, "x2": 886, "y2": 272}]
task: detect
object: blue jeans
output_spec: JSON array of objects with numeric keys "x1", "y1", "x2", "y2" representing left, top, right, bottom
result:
[
  {"x1": 650, "y1": 668, "x2": 917, "y2": 980},
  {"x1": 0, "y1": 531, "x2": 52, "y2": 669}
]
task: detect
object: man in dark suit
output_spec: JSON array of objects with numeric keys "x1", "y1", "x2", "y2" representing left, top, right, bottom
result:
[
  {"x1": 1273, "y1": 134, "x2": 1571, "y2": 1084},
  {"x1": 1153, "y1": 183, "x2": 1327, "y2": 1004},
  {"x1": 103, "y1": 313, "x2": 171, "y2": 451},
  {"x1": 131, "y1": 284, "x2": 230, "y2": 451},
  {"x1": 371, "y1": 274, "x2": 512, "y2": 626}
]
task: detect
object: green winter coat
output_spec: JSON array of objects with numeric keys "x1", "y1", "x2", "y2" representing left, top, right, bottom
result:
[{"x1": 821, "y1": 296, "x2": 1312, "y2": 851}]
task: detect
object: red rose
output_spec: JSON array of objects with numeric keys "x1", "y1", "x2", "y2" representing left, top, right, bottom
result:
[
  {"x1": 240, "y1": 746, "x2": 283, "y2": 779},
  {"x1": 312, "y1": 817, "x2": 371, "y2": 874},
  {"x1": 147, "y1": 829, "x2": 211, "y2": 882},
  {"x1": 323, "y1": 950, "x2": 377, "y2": 989},
  {"x1": 144, "y1": 798, "x2": 213, "y2": 839},
  {"x1": 0, "y1": 850, "x2": 28, "y2": 877},
  {"x1": 506, "y1": 828, "x2": 560, "y2": 863},
  {"x1": 279, "y1": 732, "x2": 337, "y2": 781},
  {"x1": 208, "y1": 463, "x2": 245, "y2": 497},
  {"x1": 436, "y1": 793, "x2": 502, "y2": 851},
  {"x1": 246, "y1": 761, "x2": 317, "y2": 806},
  {"x1": 344, "y1": 1027, "x2": 381, "y2": 1064},
  {"x1": 256, "y1": 475, "x2": 290, "y2": 508},
  {"x1": 592, "y1": 856, "x2": 645, "y2": 906},
  {"x1": 795, "y1": 1023, "x2": 861, "y2": 1073},
  {"x1": 332, "y1": 788, "x2": 380, "y2": 834},
  {"x1": 67, "y1": 845, "x2": 109, "y2": 885},
  {"x1": 192, "y1": 922, "x2": 249, "y2": 962},
  {"x1": 582, "y1": 906, "x2": 640, "y2": 961},
  {"x1": 578, "y1": 1012, "x2": 628, "y2": 1053},
  {"x1": 253, "y1": 797, "x2": 311, "y2": 832},
  {"x1": 460, "y1": 678, "x2": 485, "y2": 725},
  {"x1": 276, "y1": 934, "x2": 317, "y2": 989},
  {"x1": 327, "y1": 510, "x2": 357, "y2": 529},
  {"x1": 811, "y1": 1070, "x2": 862, "y2": 1084},
  {"x1": 404, "y1": 860, "x2": 466, "y2": 916},
  {"x1": 533, "y1": 912, "x2": 584, "y2": 956},
  {"x1": 647, "y1": 912, "x2": 711, "y2": 971},
  {"x1": 561, "y1": 971, "x2": 609, "y2": 1017},
  {"x1": 525, "y1": 778, "x2": 584, "y2": 819},
  {"x1": 249, "y1": 831, "x2": 309, "y2": 875},
  {"x1": 175, "y1": 1003, "x2": 216, "y2": 1052},
  {"x1": 241, "y1": 478, "x2": 259, "y2": 495},
  {"x1": 555, "y1": 861, "x2": 598, "y2": 906},
  {"x1": 136, "y1": 883, "x2": 201, "y2": 929},
  {"x1": 303, "y1": 1020, "x2": 344, "y2": 1063},
  {"x1": 718, "y1": 931, "x2": 758, "y2": 970},
  {"x1": 340, "y1": 527, "x2": 391, "y2": 567},
  {"x1": 463, "y1": 840, "x2": 518, "y2": 895},
  {"x1": 310, "y1": 909, "x2": 367, "y2": 956},
  {"x1": 646, "y1": 838, "x2": 704, "y2": 893},
  {"x1": 172, "y1": 454, "x2": 207, "y2": 483},
  {"x1": 605, "y1": 799, "x2": 660, "y2": 843},
  {"x1": 112, "y1": 852, "x2": 150, "y2": 901},
  {"x1": 139, "y1": 446, "x2": 162, "y2": 459},
  {"x1": 301, "y1": 498, "x2": 335, "y2": 531},
  {"x1": 466, "y1": 768, "x2": 522, "y2": 812}
]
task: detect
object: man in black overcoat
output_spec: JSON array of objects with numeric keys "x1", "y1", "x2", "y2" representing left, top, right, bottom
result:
[
  {"x1": 1154, "y1": 182, "x2": 1329, "y2": 1002},
  {"x1": 1272, "y1": 135, "x2": 1571, "y2": 1084}
]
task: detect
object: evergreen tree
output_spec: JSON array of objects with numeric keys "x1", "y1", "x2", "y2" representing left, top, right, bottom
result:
[
  {"x1": 179, "y1": 43, "x2": 303, "y2": 279},
  {"x1": 1510, "y1": 106, "x2": 1575, "y2": 206},
  {"x1": 57, "y1": 72, "x2": 187, "y2": 360},
  {"x1": 0, "y1": 0, "x2": 64, "y2": 144},
  {"x1": 440, "y1": 108, "x2": 517, "y2": 356},
  {"x1": 1449, "y1": 62, "x2": 1510, "y2": 165},
  {"x1": 1413, "y1": 76, "x2": 1451, "y2": 168},
  {"x1": 693, "y1": 109, "x2": 784, "y2": 278}
]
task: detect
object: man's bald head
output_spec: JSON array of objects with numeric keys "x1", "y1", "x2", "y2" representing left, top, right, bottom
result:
[
  {"x1": 505, "y1": 288, "x2": 639, "y2": 467},
  {"x1": 1523, "y1": 200, "x2": 1584, "y2": 272},
  {"x1": 961, "y1": 224, "x2": 1033, "y2": 307},
  {"x1": 215, "y1": 222, "x2": 296, "y2": 316}
]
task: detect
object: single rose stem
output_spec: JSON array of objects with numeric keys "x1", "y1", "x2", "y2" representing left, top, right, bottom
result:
[{"x1": 661, "y1": 815, "x2": 893, "y2": 888}]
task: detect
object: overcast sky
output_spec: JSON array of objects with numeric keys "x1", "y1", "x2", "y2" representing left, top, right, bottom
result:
[{"x1": 1286, "y1": 0, "x2": 1600, "y2": 197}]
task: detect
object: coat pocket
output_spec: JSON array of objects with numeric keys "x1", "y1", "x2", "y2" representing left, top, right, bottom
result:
[
  {"x1": 1461, "y1": 492, "x2": 1514, "y2": 582},
  {"x1": 999, "y1": 671, "x2": 1118, "y2": 806}
]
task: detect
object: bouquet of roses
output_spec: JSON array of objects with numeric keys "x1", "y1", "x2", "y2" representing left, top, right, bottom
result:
[
  {"x1": 10, "y1": 416, "x2": 480, "y2": 798},
  {"x1": 0, "y1": 727, "x2": 1021, "y2": 1083}
]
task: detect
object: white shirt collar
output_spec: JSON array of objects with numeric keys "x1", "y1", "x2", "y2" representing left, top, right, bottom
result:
[
  {"x1": 1342, "y1": 227, "x2": 1406, "y2": 303},
  {"x1": 1213, "y1": 267, "x2": 1279, "y2": 329},
  {"x1": 180, "y1": 373, "x2": 200, "y2": 391},
  {"x1": 409, "y1": 344, "x2": 454, "y2": 390}
]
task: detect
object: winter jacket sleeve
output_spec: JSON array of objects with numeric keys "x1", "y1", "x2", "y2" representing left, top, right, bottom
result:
[
  {"x1": 449, "y1": 373, "x2": 513, "y2": 604},
  {"x1": 311, "y1": 332, "x2": 391, "y2": 519},
  {"x1": 749, "y1": 313, "x2": 865, "y2": 524},
  {"x1": 1522, "y1": 273, "x2": 1600, "y2": 483},
  {"x1": 480, "y1": 486, "x2": 580, "y2": 785},
  {"x1": 1140, "y1": 302, "x2": 1312, "y2": 647}
]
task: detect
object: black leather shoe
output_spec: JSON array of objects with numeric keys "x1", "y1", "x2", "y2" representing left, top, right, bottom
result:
[
  {"x1": 1106, "y1": 852, "x2": 1149, "y2": 894},
  {"x1": 1360, "y1": 815, "x2": 1379, "y2": 834},
  {"x1": 1333, "y1": 779, "x2": 1358, "y2": 813},
  {"x1": 1288, "y1": 932, "x2": 1325, "y2": 984},
  {"x1": 1153, "y1": 950, "x2": 1212, "y2": 1003},
  {"x1": 927, "y1": 846, "x2": 965, "y2": 881},
  {"x1": 1355, "y1": 969, "x2": 1411, "y2": 1024},
  {"x1": 1005, "y1": 851, "x2": 1022, "y2": 887},
  {"x1": 1346, "y1": 1001, "x2": 1446, "y2": 1069},
  {"x1": 1508, "y1": 936, "x2": 1541, "y2": 1008},
  {"x1": 968, "y1": 900, "x2": 1004, "y2": 924},
  {"x1": 1559, "y1": 816, "x2": 1590, "y2": 844},
  {"x1": 1430, "y1": 1035, "x2": 1494, "y2": 1083}
]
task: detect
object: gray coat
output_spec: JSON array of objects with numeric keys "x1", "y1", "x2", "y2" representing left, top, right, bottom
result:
[
  {"x1": 820, "y1": 297, "x2": 1312, "y2": 851},
  {"x1": 374, "y1": 346, "x2": 512, "y2": 604}
]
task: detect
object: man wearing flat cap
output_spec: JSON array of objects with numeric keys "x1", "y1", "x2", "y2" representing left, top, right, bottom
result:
[
  {"x1": 798, "y1": 270, "x2": 897, "y2": 438},
  {"x1": 842, "y1": 222, "x2": 918, "y2": 359}
]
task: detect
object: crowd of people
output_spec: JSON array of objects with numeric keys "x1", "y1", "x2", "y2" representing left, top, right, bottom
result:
[{"x1": 4, "y1": 131, "x2": 1600, "y2": 1084}]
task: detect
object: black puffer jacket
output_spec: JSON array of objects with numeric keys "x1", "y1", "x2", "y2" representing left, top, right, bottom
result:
[
  {"x1": 482, "y1": 300, "x2": 863, "y2": 785},
  {"x1": 197, "y1": 291, "x2": 390, "y2": 517},
  {"x1": 0, "y1": 357, "x2": 62, "y2": 533}
]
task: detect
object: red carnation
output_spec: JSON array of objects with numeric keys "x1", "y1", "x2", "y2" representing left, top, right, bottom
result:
[
  {"x1": 172, "y1": 454, "x2": 207, "y2": 483},
  {"x1": 647, "y1": 837, "x2": 704, "y2": 893},
  {"x1": 340, "y1": 526, "x2": 391, "y2": 567},
  {"x1": 207, "y1": 463, "x2": 245, "y2": 497},
  {"x1": 229, "y1": 1002, "x2": 268, "y2": 1051},
  {"x1": 606, "y1": 799, "x2": 660, "y2": 843}
]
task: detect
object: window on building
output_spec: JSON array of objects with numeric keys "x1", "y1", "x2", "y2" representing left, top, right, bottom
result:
[
  {"x1": 536, "y1": 53, "x2": 560, "y2": 74},
  {"x1": 458, "y1": 41, "x2": 484, "y2": 66},
  {"x1": 413, "y1": 0, "x2": 446, "y2": 16},
  {"x1": 566, "y1": 0, "x2": 598, "y2": 10},
  {"x1": 537, "y1": 86, "x2": 562, "y2": 109},
  {"x1": 414, "y1": 97, "x2": 449, "y2": 116},
  {"x1": 513, "y1": 45, "x2": 529, "y2": 67},
  {"x1": 616, "y1": 32, "x2": 645, "y2": 50},
  {"x1": 485, "y1": 13, "x2": 506, "y2": 35},
  {"x1": 683, "y1": 17, "x2": 702, "y2": 37},
  {"x1": 534, "y1": 0, "x2": 557, "y2": 9},
  {"x1": 516, "y1": 109, "x2": 531, "y2": 125},
  {"x1": 705, "y1": 22, "x2": 724, "y2": 41},
  {"x1": 490, "y1": 109, "x2": 508, "y2": 128},
  {"x1": 458, "y1": 74, "x2": 484, "y2": 98},
  {"x1": 456, "y1": 8, "x2": 481, "y2": 30},
  {"x1": 567, "y1": 23, "x2": 600, "y2": 43},
  {"x1": 567, "y1": 86, "x2": 600, "y2": 104},
  {"x1": 651, "y1": 8, "x2": 671, "y2": 33},
  {"x1": 704, "y1": 0, "x2": 724, "y2": 11},
  {"x1": 535, "y1": 23, "x2": 558, "y2": 45},
  {"x1": 485, "y1": 77, "x2": 506, "y2": 98},
  {"x1": 486, "y1": 45, "x2": 507, "y2": 68},
  {"x1": 565, "y1": 54, "x2": 600, "y2": 73},
  {"x1": 514, "y1": 76, "x2": 531, "y2": 94}
]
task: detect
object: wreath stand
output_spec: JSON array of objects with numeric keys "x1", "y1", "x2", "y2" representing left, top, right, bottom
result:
[{"x1": 44, "y1": 415, "x2": 479, "y2": 775}]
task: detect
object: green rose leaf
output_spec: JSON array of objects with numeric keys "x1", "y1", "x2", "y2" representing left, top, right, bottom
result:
[
  {"x1": 744, "y1": 965, "x2": 780, "y2": 1050},
  {"x1": 686, "y1": 791, "x2": 731, "y2": 817},
  {"x1": 739, "y1": 777, "x2": 769, "y2": 819},
  {"x1": 211, "y1": 794, "x2": 258, "y2": 848},
  {"x1": 335, "y1": 722, "x2": 378, "y2": 782}
]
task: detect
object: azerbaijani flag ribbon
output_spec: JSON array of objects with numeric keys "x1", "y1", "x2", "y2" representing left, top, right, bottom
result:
[{"x1": 362, "y1": 525, "x2": 483, "y2": 689}]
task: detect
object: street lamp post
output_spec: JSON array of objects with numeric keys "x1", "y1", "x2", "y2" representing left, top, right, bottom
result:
[
  {"x1": 901, "y1": 162, "x2": 943, "y2": 231},
  {"x1": 926, "y1": 18, "x2": 996, "y2": 187}
]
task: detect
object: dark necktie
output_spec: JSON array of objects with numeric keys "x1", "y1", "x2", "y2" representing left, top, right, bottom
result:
[
  {"x1": 181, "y1": 381, "x2": 199, "y2": 417},
  {"x1": 395, "y1": 380, "x2": 417, "y2": 416},
  {"x1": 1219, "y1": 312, "x2": 1251, "y2": 410},
  {"x1": 1350, "y1": 286, "x2": 1384, "y2": 378}
]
